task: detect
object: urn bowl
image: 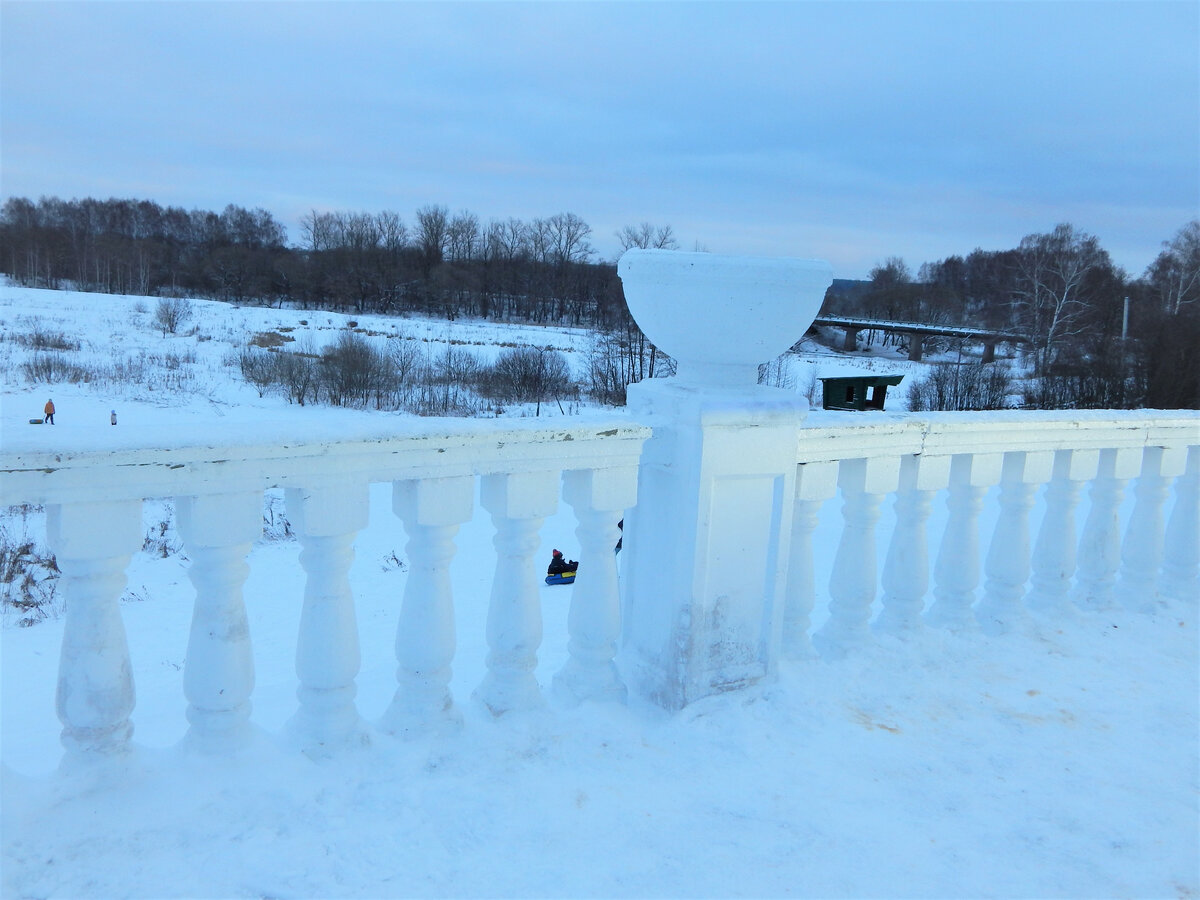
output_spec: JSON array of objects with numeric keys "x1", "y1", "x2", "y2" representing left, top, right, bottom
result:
[{"x1": 616, "y1": 249, "x2": 833, "y2": 386}]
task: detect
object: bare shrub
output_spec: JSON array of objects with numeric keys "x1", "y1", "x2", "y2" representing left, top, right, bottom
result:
[
  {"x1": 152, "y1": 349, "x2": 197, "y2": 369},
  {"x1": 586, "y1": 332, "x2": 630, "y2": 406},
  {"x1": 483, "y1": 346, "x2": 574, "y2": 414},
  {"x1": 385, "y1": 336, "x2": 425, "y2": 405},
  {"x1": 585, "y1": 326, "x2": 674, "y2": 406},
  {"x1": 0, "y1": 514, "x2": 60, "y2": 626},
  {"x1": 275, "y1": 339, "x2": 320, "y2": 406},
  {"x1": 22, "y1": 352, "x2": 94, "y2": 384},
  {"x1": 430, "y1": 345, "x2": 483, "y2": 414},
  {"x1": 404, "y1": 346, "x2": 486, "y2": 416},
  {"x1": 142, "y1": 502, "x2": 181, "y2": 559},
  {"x1": 109, "y1": 355, "x2": 150, "y2": 384},
  {"x1": 15, "y1": 328, "x2": 80, "y2": 351},
  {"x1": 907, "y1": 363, "x2": 1014, "y2": 411},
  {"x1": 319, "y1": 331, "x2": 389, "y2": 407},
  {"x1": 802, "y1": 368, "x2": 821, "y2": 407},
  {"x1": 153, "y1": 297, "x2": 193, "y2": 335},
  {"x1": 261, "y1": 491, "x2": 293, "y2": 541},
  {"x1": 757, "y1": 354, "x2": 794, "y2": 390},
  {"x1": 1022, "y1": 370, "x2": 1140, "y2": 410},
  {"x1": 238, "y1": 347, "x2": 276, "y2": 398}
]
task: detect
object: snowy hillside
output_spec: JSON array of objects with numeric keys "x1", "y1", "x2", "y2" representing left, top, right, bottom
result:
[
  {"x1": 0, "y1": 284, "x2": 931, "y2": 435},
  {"x1": 1, "y1": 285, "x2": 1196, "y2": 899}
]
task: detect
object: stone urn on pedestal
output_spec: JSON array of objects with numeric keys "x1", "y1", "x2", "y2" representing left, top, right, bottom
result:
[{"x1": 616, "y1": 249, "x2": 833, "y2": 710}]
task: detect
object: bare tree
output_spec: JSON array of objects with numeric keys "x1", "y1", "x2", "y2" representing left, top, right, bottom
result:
[
  {"x1": 447, "y1": 210, "x2": 480, "y2": 261},
  {"x1": 1012, "y1": 224, "x2": 1113, "y2": 373},
  {"x1": 1147, "y1": 220, "x2": 1200, "y2": 316},
  {"x1": 488, "y1": 217, "x2": 529, "y2": 261},
  {"x1": 616, "y1": 222, "x2": 678, "y2": 252},
  {"x1": 545, "y1": 212, "x2": 594, "y2": 266},
  {"x1": 376, "y1": 211, "x2": 408, "y2": 257},
  {"x1": 340, "y1": 212, "x2": 381, "y2": 253},
  {"x1": 864, "y1": 257, "x2": 923, "y2": 323},
  {"x1": 415, "y1": 204, "x2": 450, "y2": 272},
  {"x1": 300, "y1": 210, "x2": 338, "y2": 252},
  {"x1": 527, "y1": 217, "x2": 552, "y2": 265}
]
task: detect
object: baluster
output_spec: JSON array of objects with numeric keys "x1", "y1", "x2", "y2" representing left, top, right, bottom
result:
[
  {"x1": 553, "y1": 467, "x2": 637, "y2": 706},
  {"x1": 284, "y1": 482, "x2": 369, "y2": 755},
  {"x1": 47, "y1": 500, "x2": 143, "y2": 758},
  {"x1": 783, "y1": 462, "x2": 837, "y2": 660},
  {"x1": 473, "y1": 470, "x2": 559, "y2": 715},
  {"x1": 176, "y1": 491, "x2": 263, "y2": 752},
  {"x1": 1160, "y1": 446, "x2": 1199, "y2": 603},
  {"x1": 977, "y1": 451, "x2": 1052, "y2": 635},
  {"x1": 383, "y1": 475, "x2": 474, "y2": 737},
  {"x1": 1116, "y1": 447, "x2": 1187, "y2": 612},
  {"x1": 813, "y1": 456, "x2": 899, "y2": 659},
  {"x1": 876, "y1": 455, "x2": 949, "y2": 636},
  {"x1": 1073, "y1": 448, "x2": 1142, "y2": 611},
  {"x1": 1026, "y1": 450, "x2": 1098, "y2": 618},
  {"x1": 926, "y1": 453, "x2": 1002, "y2": 631}
]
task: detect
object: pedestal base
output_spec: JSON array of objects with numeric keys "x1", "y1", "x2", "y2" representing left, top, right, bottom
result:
[{"x1": 619, "y1": 379, "x2": 806, "y2": 710}]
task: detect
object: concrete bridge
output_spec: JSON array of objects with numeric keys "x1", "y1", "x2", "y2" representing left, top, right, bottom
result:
[{"x1": 813, "y1": 315, "x2": 1029, "y2": 362}]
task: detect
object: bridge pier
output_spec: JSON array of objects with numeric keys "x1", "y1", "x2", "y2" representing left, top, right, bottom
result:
[
  {"x1": 982, "y1": 342, "x2": 996, "y2": 363},
  {"x1": 906, "y1": 333, "x2": 924, "y2": 361},
  {"x1": 842, "y1": 326, "x2": 859, "y2": 351}
]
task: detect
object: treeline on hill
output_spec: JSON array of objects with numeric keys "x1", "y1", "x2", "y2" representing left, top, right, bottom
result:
[
  {"x1": 0, "y1": 196, "x2": 666, "y2": 327},
  {"x1": 1, "y1": 195, "x2": 1197, "y2": 409},
  {"x1": 823, "y1": 222, "x2": 1200, "y2": 409}
]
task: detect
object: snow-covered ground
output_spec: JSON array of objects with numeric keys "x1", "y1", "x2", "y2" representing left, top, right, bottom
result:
[{"x1": 1, "y1": 285, "x2": 1196, "y2": 898}]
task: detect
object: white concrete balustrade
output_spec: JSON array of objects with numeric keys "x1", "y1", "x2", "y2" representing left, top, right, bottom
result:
[
  {"x1": 788, "y1": 413, "x2": 1198, "y2": 663},
  {"x1": 2, "y1": 420, "x2": 648, "y2": 759},
  {"x1": 5, "y1": 405, "x2": 1194, "y2": 763},
  {"x1": 1, "y1": 249, "x2": 1197, "y2": 763}
]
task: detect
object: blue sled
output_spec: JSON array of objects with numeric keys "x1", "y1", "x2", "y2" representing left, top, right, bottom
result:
[{"x1": 545, "y1": 572, "x2": 576, "y2": 585}]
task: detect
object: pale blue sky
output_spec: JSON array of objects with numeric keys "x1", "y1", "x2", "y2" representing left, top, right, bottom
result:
[{"x1": 2, "y1": 1, "x2": 1197, "y2": 278}]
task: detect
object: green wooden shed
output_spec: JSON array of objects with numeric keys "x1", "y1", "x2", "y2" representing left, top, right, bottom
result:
[{"x1": 820, "y1": 374, "x2": 904, "y2": 411}]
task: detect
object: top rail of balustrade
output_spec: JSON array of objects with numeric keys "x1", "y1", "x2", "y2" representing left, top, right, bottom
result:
[
  {"x1": 0, "y1": 415, "x2": 652, "y2": 506},
  {"x1": 3, "y1": 407, "x2": 1196, "y2": 507},
  {"x1": 795, "y1": 409, "x2": 1199, "y2": 464}
]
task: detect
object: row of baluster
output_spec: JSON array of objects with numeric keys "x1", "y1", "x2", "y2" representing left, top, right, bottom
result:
[
  {"x1": 49, "y1": 466, "x2": 633, "y2": 761},
  {"x1": 42, "y1": 442, "x2": 1199, "y2": 762},
  {"x1": 785, "y1": 444, "x2": 1199, "y2": 661}
]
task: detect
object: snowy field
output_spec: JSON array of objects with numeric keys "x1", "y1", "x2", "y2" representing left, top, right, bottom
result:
[{"x1": 1, "y1": 285, "x2": 1197, "y2": 898}]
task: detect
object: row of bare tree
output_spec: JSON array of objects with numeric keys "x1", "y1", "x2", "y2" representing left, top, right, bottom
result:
[{"x1": 0, "y1": 196, "x2": 681, "y2": 329}]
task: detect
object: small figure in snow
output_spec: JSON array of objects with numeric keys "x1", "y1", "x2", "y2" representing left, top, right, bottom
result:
[
  {"x1": 546, "y1": 549, "x2": 578, "y2": 577},
  {"x1": 110, "y1": 409, "x2": 117, "y2": 426},
  {"x1": 43, "y1": 399, "x2": 55, "y2": 424}
]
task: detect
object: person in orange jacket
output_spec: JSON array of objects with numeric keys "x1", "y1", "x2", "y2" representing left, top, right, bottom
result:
[{"x1": 43, "y1": 398, "x2": 55, "y2": 424}]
